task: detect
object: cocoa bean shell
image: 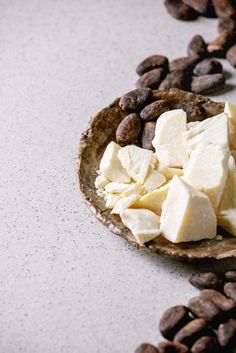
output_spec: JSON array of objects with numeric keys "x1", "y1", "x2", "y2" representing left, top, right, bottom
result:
[
  {"x1": 193, "y1": 59, "x2": 223, "y2": 76},
  {"x1": 159, "y1": 305, "x2": 190, "y2": 340},
  {"x1": 169, "y1": 56, "x2": 199, "y2": 72},
  {"x1": 116, "y1": 113, "x2": 141, "y2": 146},
  {"x1": 159, "y1": 70, "x2": 191, "y2": 91},
  {"x1": 140, "y1": 100, "x2": 170, "y2": 121},
  {"x1": 187, "y1": 35, "x2": 208, "y2": 57},
  {"x1": 136, "y1": 55, "x2": 169, "y2": 76},
  {"x1": 164, "y1": 0, "x2": 198, "y2": 20},
  {"x1": 191, "y1": 336, "x2": 219, "y2": 353},
  {"x1": 173, "y1": 318, "x2": 208, "y2": 347},
  {"x1": 189, "y1": 272, "x2": 222, "y2": 290},
  {"x1": 200, "y1": 289, "x2": 235, "y2": 314},
  {"x1": 191, "y1": 73, "x2": 225, "y2": 94},
  {"x1": 119, "y1": 88, "x2": 153, "y2": 113},
  {"x1": 188, "y1": 296, "x2": 221, "y2": 323},
  {"x1": 141, "y1": 121, "x2": 156, "y2": 151},
  {"x1": 136, "y1": 68, "x2": 166, "y2": 89}
]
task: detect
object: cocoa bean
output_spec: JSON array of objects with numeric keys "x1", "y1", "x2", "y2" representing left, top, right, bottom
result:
[
  {"x1": 191, "y1": 336, "x2": 219, "y2": 353},
  {"x1": 188, "y1": 296, "x2": 221, "y2": 322},
  {"x1": 191, "y1": 73, "x2": 225, "y2": 93},
  {"x1": 169, "y1": 56, "x2": 199, "y2": 72},
  {"x1": 218, "y1": 318, "x2": 236, "y2": 348},
  {"x1": 159, "y1": 306, "x2": 190, "y2": 340},
  {"x1": 119, "y1": 88, "x2": 153, "y2": 113},
  {"x1": 200, "y1": 289, "x2": 235, "y2": 314},
  {"x1": 207, "y1": 30, "x2": 236, "y2": 56},
  {"x1": 141, "y1": 121, "x2": 156, "y2": 151},
  {"x1": 158, "y1": 341, "x2": 189, "y2": 353},
  {"x1": 140, "y1": 100, "x2": 170, "y2": 121},
  {"x1": 225, "y1": 270, "x2": 236, "y2": 282},
  {"x1": 174, "y1": 102, "x2": 207, "y2": 122},
  {"x1": 224, "y1": 282, "x2": 236, "y2": 302},
  {"x1": 136, "y1": 55, "x2": 169, "y2": 76},
  {"x1": 137, "y1": 68, "x2": 166, "y2": 89},
  {"x1": 189, "y1": 272, "x2": 222, "y2": 290},
  {"x1": 164, "y1": 0, "x2": 198, "y2": 21},
  {"x1": 173, "y1": 318, "x2": 208, "y2": 347},
  {"x1": 116, "y1": 113, "x2": 141, "y2": 146},
  {"x1": 187, "y1": 35, "x2": 208, "y2": 57},
  {"x1": 135, "y1": 343, "x2": 159, "y2": 353},
  {"x1": 218, "y1": 18, "x2": 236, "y2": 33},
  {"x1": 193, "y1": 59, "x2": 223, "y2": 75},
  {"x1": 159, "y1": 70, "x2": 191, "y2": 90},
  {"x1": 212, "y1": 0, "x2": 236, "y2": 20},
  {"x1": 226, "y1": 44, "x2": 236, "y2": 67},
  {"x1": 182, "y1": 0, "x2": 212, "y2": 14}
]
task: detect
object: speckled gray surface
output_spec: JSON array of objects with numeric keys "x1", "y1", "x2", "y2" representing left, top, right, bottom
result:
[{"x1": 1, "y1": 1, "x2": 236, "y2": 352}]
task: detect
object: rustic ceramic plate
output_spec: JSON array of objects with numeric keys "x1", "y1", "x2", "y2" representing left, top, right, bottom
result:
[{"x1": 76, "y1": 88, "x2": 236, "y2": 260}]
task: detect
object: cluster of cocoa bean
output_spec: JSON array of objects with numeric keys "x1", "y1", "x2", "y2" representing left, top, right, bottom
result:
[{"x1": 135, "y1": 271, "x2": 236, "y2": 353}]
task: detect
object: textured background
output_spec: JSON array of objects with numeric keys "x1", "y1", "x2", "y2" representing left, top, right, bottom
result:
[{"x1": 1, "y1": 1, "x2": 236, "y2": 352}]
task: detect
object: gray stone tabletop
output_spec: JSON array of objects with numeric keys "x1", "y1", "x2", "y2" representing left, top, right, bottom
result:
[{"x1": 1, "y1": 0, "x2": 236, "y2": 352}]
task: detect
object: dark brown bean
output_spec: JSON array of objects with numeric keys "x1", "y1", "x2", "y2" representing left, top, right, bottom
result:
[
  {"x1": 159, "y1": 70, "x2": 191, "y2": 90},
  {"x1": 159, "y1": 306, "x2": 190, "y2": 340},
  {"x1": 174, "y1": 101, "x2": 207, "y2": 122},
  {"x1": 187, "y1": 35, "x2": 208, "y2": 57},
  {"x1": 191, "y1": 74, "x2": 225, "y2": 94},
  {"x1": 158, "y1": 341, "x2": 189, "y2": 353},
  {"x1": 116, "y1": 113, "x2": 141, "y2": 146},
  {"x1": 188, "y1": 296, "x2": 221, "y2": 323},
  {"x1": 169, "y1": 56, "x2": 199, "y2": 72},
  {"x1": 140, "y1": 100, "x2": 170, "y2": 121},
  {"x1": 142, "y1": 121, "x2": 156, "y2": 151},
  {"x1": 224, "y1": 282, "x2": 236, "y2": 302},
  {"x1": 227, "y1": 44, "x2": 236, "y2": 67},
  {"x1": 119, "y1": 88, "x2": 153, "y2": 113},
  {"x1": 212, "y1": 0, "x2": 236, "y2": 20},
  {"x1": 173, "y1": 318, "x2": 208, "y2": 347},
  {"x1": 182, "y1": 0, "x2": 212, "y2": 14},
  {"x1": 191, "y1": 336, "x2": 219, "y2": 353},
  {"x1": 136, "y1": 69, "x2": 166, "y2": 89},
  {"x1": 200, "y1": 289, "x2": 235, "y2": 314},
  {"x1": 225, "y1": 270, "x2": 236, "y2": 282},
  {"x1": 164, "y1": 0, "x2": 198, "y2": 20},
  {"x1": 135, "y1": 343, "x2": 159, "y2": 353},
  {"x1": 189, "y1": 272, "x2": 222, "y2": 290},
  {"x1": 193, "y1": 58, "x2": 223, "y2": 75},
  {"x1": 207, "y1": 30, "x2": 236, "y2": 56},
  {"x1": 218, "y1": 319, "x2": 236, "y2": 348},
  {"x1": 218, "y1": 18, "x2": 236, "y2": 33},
  {"x1": 136, "y1": 55, "x2": 169, "y2": 76}
]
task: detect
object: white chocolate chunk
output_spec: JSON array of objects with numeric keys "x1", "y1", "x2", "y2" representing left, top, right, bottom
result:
[
  {"x1": 122, "y1": 182, "x2": 143, "y2": 197},
  {"x1": 95, "y1": 175, "x2": 109, "y2": 189},
  {"x1": 105, "y1": 193, "x2": 121, "y2": 209},
  {"x1": 143, "y1": 167, "x2": 166, "y2": 192},
  {"x1": 99, "y1": 141, "x2": 130, "y2": 182},
  {"x1": 133, "y1": 182, "x2": 170, "y2": 215},
  {"x1": 118, "y1": 145, "x2": 152, "y2": 183},
  {"x1": 152, "y1": 109, "x2": 189, "y2": 167},
  {"x1": 160, "y1": 176, "x2": 217, "y2": 243},
  {"x1": 217, "y1": 156, "x2": 236, "y2": 236},
  {"x1": 105, "y1": 182, "x2": 130, "y2": 194},
  {"x1": 185, "y1": 113, "x2": 229, "y2": 153},
  {"x1": 157, "y1": 164, "x2": 183, "y2": 181},
  {"x1": 225, "y1": 102, "x2": 236, "y2": 150},
  {"x1": 187, "y1": 121, "x2": 200, "y2": 129},
  {"x1": 183, "y1": 142, "x2": 230, "y2": 209},
  {"x1": 111, "y1": 194, "x2": 140, "y2": 214},
  {"x1": 120, "y1": 208, "x2": 161, "y2": 245}
]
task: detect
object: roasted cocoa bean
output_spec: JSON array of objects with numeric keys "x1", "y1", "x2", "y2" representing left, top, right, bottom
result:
[
  {"x1": 142, "y1": 121, "x2": 156, "y2": 151},
  {"x1": 159, "y1": 306, "x2": 190, "y2": 340},
  {"x1": 207, "y1": 30, "x2": 236, "y2": 56},
  {"x1": 169, "y1": 56, "x2": 199, "y2": 72},
  {"x1": 193, "y1": 58, "x2": 223, "y2": 75},
  {"x1": 218, "y1": 18, "x2": 236, "y2": 33},
  {"x1": 182, "y1": 0, "x2": 212, "y2": 14},
  {"x1": 189, "y1": 272, "x2": 222, "y2": 290},
  {"x1": 200, "y1": 289, "x2": 235, "y2": 314},
  {"x1": 224, "y1": 282, "x2": 236, "y2": 302},
  {"x1": 116, "y1": 113, "x2": 141, "y2": 146},
  {"x1": 187, "y1": 35, "x2": 208, "y2": 57},
  {"x1": 212, "y1": 0, "x2": 236, "y2": 20},
  {"x1": 188, "y1": 296, "x2": 221, "y2": 322},
  {"x1": 225, "y1": 270, "x2": 236, "y2": 282},
  {"x1": 218, "y1": 318, "x2": 236, "y2": 348},
  {"x1": 164, "y1": 0, "x2": 198, "y2": 21},
  {"x1": 137, "y1": 68, "x2": 166, "y2": 89},
  {"x1": 226, "y1": 44, "x2": 236, "y2": 67},
  {"x1": 173, "y1": 318, "x2": 208, "y2": 347},
  {"x1": 135, "y1": 343, "x2": 159, "y2": 353},
  {"x1": 136, "y1": 55, "x2": 169, "y2": 76},
  {"x1": 159, "y1": 70, "x2": 191, "y2": 90},
  {"x1": 191, "y1": 336, "x2": 219, "y2": 353},
  {"x1": 174, "y1": 102, "x2": 207, "y2": 122},
  {"x1": 158, "y1": 341, "x2": 189, "y2": 353},
  {"x1": 191, "y1": 73, "x2": 225, "y2": 93},
  {"x1": 140, "y1": 100, "x2": 170, "y2": 121},
  {"x1": 119, "y1": 88, "x2": 153, "y2": 113}
]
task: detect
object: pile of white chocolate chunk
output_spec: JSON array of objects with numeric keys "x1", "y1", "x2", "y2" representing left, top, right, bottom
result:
[{"x1": 95, "y1": 102, "x2": 236, "y2": 245}]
